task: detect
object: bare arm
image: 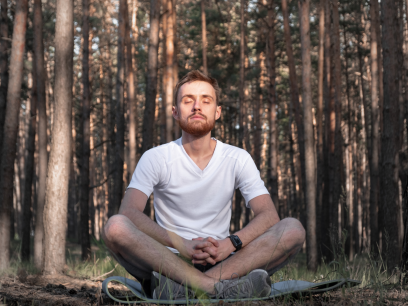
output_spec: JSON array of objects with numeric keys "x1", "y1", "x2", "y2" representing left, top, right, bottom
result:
[
  {"x1": 118, "y1": 188, "x2": 179, "y2": 248},
  {"x1": 234, "y1": 194, "x2": 280, "y2": 247},
  {"x1": 118, "y1": 188, "x2": 217, "y2": 262}
]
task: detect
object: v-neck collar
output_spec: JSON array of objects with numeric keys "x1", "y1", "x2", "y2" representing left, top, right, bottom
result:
[{"x1": 178, "y1": 137, "x2": 219, "y2": 176}]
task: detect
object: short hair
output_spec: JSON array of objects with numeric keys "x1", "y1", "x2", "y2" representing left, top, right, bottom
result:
[{"x1": 174, "y1": 70, "x2": 220, "y2": 107}]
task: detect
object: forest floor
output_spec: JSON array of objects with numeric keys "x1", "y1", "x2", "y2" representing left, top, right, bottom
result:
[{"x1": 1, "y1": 241, "x2": 408, "y2": 305}]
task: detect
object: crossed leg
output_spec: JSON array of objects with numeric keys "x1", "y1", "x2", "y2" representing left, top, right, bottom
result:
[{"x1": 102, "y1": 215, "x2": 305, "y2": 295}]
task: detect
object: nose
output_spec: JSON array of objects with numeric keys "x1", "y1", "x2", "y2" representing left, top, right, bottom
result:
[{"x1": 193, "y1": 98, "x2": 201, "y2": 112}]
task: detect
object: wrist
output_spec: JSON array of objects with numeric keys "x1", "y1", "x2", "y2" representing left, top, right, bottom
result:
[
  {"x1": 226, "y1": 238, "x2": 236, "y2": 253},
  {"x1": 228, "y1": 234, "x2": 243, "y2": 251},
  {"x1": 167, "y1": 231, "x2": 184, "y2": 250}
]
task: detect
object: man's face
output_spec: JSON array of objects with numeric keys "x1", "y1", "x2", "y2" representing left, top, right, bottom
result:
[{"x1": 173, "y1": 81, "x2": 221, "y2": 137}]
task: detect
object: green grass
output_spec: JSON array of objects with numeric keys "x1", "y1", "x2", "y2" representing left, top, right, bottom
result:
[
  {"x1": 2, "y1": 236, "x2": 403, "y2": 293},
  {"x1": 2, "y1": 237, "x2": 407, "y2": 306}
]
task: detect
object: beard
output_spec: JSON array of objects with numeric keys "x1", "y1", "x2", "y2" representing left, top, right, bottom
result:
[{"x1": 177, "y1": 113, "x2": 216, "y2": 137}]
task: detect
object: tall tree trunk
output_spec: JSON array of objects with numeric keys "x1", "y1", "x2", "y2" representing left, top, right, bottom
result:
[
  {"x1": 321, "y1": 0, "x2": 333, "y2": 262},
  {"x1": 161, "y1": 0, "x2": 168, "y2": 145},
  {"x1": 331, "y1": 0, "x2": 342, "y2": 246},
  {"x1": 299, "y1": 0, "x2": 316, "y2": 271},
  {"x1": 112, "y1": 0, "x2": 126, "y2": 215},
  {"x1": 165, "y1": 0, "x2": 174, "y2": 143},
  {"x1": 381, "y1": 0, "x2": 401, "y2": 272},
  {"x1": 342, "y1": 19, "x2": 353, "y2": 260},
  {"x1": 173, "y1": 0, "x2": 180, "y2": 139},
  {"x1": 102, "y1": 9, "x2": 115, "y2": 218},
  {"x1": 370, "y1": 0, "x2": 380, "y2": 253},
  {"x1": 22, "y1": 56, "x2": 37, "y2": 261},
  {"x1": 239, "y1": 0, "x2": 245, "y2": 151},
  {"x1": 254, "y1": 51, "x2": 262, "y2": 169},
  {"x1": 0, "y1": 0, "x2": 8, "y2": 157},
  {"x1": 235, "y1": 0, "x2": 246, "y2": 229},
  {"x1": 33, "y1": 0, "x2": 48, "y2": 269},
  {"x1": 282, "y1": 0, "x2": 306, "y2": 219},
  {"x1": 42, "y1": 0, "x2": 73, "y2": 275},
  {"x1": 316, "y1": 0, "x2": 324, "y2": 264},
  {"x1": 0, "y1": 0, "x2": 28, "y2": 270},
  {"x1": 126, "y1": 0, "x2": 137, "y2": 175},
  {"x1": 141, "y1": 0, "x2": 160, "y2": 217},
  {"x1": 267, "y1": 0, "x2": 278, "y2": 209},
  {"x1": 201, "y1": 0, "x2": 207, "y2": 75},
  {"x1": 80, "y1": 0, "x2": 91, "y2": 261},
  {"x1": 372, "y1": 0, "x2": 383, "y2": 134},
  {"x1": 141, "y1": 0, "x2": 160, "y2": 156}
]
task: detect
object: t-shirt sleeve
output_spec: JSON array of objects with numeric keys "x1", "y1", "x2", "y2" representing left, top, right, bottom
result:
[
  {"x1": 127, "y1": 149, "x2": 164, "y2": 197},
  {"x1": 236, "y1": 155, "x2": 270, "y2": 208}
]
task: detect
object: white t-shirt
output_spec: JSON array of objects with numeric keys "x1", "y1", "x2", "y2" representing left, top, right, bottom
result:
[{"x1": 127, "y1": 137, "x2": 269, "y2": 252}]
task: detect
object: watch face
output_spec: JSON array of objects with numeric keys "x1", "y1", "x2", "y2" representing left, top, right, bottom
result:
[{"x1": 231, "y1": 235, "x2": 242, "y2": 246}]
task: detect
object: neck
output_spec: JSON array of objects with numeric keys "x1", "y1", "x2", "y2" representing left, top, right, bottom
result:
[{"x1": 181, "y1": 131, "x2": 215, "y2": 158}]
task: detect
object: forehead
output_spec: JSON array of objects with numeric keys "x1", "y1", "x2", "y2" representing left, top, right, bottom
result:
[{"x1": 179, "y1": 81, "x2": 215, "y2": 99}]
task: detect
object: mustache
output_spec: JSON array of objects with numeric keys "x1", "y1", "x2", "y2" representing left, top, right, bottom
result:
[{"x1": 188, "y1": 112, "x2": 207, "y2": 120}]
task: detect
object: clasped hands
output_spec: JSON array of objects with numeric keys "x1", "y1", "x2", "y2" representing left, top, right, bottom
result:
[{"x1": 181, "y1": 236, "x2": 235, "y2": 266}]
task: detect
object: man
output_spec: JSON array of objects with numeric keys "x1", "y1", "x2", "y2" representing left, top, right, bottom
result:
[{"x1": 103, "y1": 71, "x2": 305, "y2": 300}]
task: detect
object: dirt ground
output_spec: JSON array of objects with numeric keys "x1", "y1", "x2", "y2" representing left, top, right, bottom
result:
[{"x1": 1, "y1": 273, "x2": 408, "y2": 306}]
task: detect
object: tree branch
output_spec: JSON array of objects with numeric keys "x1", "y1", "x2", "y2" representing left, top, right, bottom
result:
[{"x1": 89, "y1": 169, "x2": 116, "y2": 189}]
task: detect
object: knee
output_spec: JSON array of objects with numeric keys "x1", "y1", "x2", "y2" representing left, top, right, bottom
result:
[
  {"x1": 102, "y1": 214, "x2": 132, "y2": 250},
  {"x1": 276, "y1": 218, "x2": 306, "y2": 248}
]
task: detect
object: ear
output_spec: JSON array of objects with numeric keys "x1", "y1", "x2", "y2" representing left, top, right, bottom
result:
[
  {"x1": 215, "y1": 105, "x2": 222, "y2": 120},
  {"x1": 172, "y1": 105, "x2": 179, "y2": 120}
]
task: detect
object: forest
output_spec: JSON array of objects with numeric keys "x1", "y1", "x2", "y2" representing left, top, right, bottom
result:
[{"x1": 0, "y1": 0, "x2": 406, "y2": 289}]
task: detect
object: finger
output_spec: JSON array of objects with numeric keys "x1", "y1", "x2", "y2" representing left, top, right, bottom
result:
[
  {"x1": 202, "y1": 246, "x2": 218, "y2": 257},
  {"x1": 192, "y1": 252, "x2": 211, "y2": 260},
  {"x1": 192, "y1": 237, "x2": 204, "y2": 241},
  {"x1": 205, "y1": 257, "x2": 217, "y2": 265},
  {"x1": 207, "y1": 237, "x2": 220, "y2": 247},
  {"x1": 195, "y1": 241, "x2": 213, "y2": 249}
]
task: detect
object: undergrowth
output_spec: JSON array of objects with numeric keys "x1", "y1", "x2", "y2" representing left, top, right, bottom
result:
[{"x1": 1, "y1": 235, "x2": 406, "y2": 305}]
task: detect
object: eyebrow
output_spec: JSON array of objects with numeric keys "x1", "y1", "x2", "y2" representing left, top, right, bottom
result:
[{"x1": 181, "y1": 94, "x2": 214, "y2": 101}]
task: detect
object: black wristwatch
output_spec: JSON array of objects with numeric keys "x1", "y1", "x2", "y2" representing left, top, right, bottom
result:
[{"x1": 228, "y1": 235, "x2": 242, "y2": 251}]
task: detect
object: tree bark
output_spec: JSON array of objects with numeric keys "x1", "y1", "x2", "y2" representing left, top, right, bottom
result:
[
  {"x1": 0, "y1": 0, "x2": 28, "y2": 270},
  {"x1": 141, "y1": 0, "x2": 160, "y2": 167},
  {"x1": 42, "y1": 0, "x2": 73, "y2": 275},
  {"x1": 381, "y1": 0, "x2": 401, "y2": 272},
  {"x1": 370, "y1": 0, "x2": 380, "y2": 253},
  {"x1": 282, "y1": 0, "x2": 306, "y2": 217},
  {"x1": 239, "y1": 0, "x2": 245, "y2": 151},
  {"x1": 341, "y1": 18, "x2": 353, "y2": 260},
  {"x1": 80, "y1": 0, "x2": 91, "y2": 261},
  {"x1": 165, "y1": 0, "x2": 175, "y2": 143},
  {"x1": 173, "y1": 0, "x2": 180, "y2": 139},
  {"x1": 21, "y1": 56, "x2": 37, "y2": 261},
  {"x1": 267, "y1": 0, "x2": 278, "y2": 209},
  {"x1": 235, "y1": 0, "x2": 246, "y2": 228},
  {"x1": 33, "y1": 0, "x2": 48, "y2": 269},
  {"x1": 0, "y1": 0, "x2": 9, "y2": 158},
  {"x1": 201, "y1": 0, "x2": 207, "y2": 75},
  {"x1": 102, "y1": 7, "x2": 115, "y2": 218},
  {"x1": 331, "y1": 0, "x2": 342, "y2": 246},
  {"x1": 126, "y1": 0, "x2": 137, "y2": 175},
  {"x1": 112, "y1": 0, "x2": 126, "y2": 215},
  {"x1": 316, "y1": 0, "x2": 324, "y2": 264},
  {"x1": 321, "y1": 0, "x2": 333, "y2": 262},
  {"x1": 372, "y1": 0, "x2": 383, "y2": 134},
  {"x1": 299, "y1": 0, "x2": 316, "y2": 271}
]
